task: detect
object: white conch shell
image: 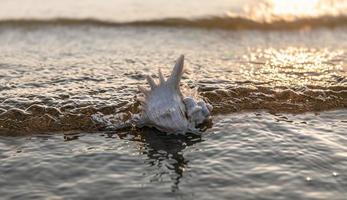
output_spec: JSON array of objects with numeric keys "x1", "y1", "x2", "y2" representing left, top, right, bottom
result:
[{"x1": 134, "y1": 55, "x2": 212, "y2": 134}]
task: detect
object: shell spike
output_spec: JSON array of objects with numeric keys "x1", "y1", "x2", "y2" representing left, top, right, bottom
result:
[
  {"x1": 136, "y1": 96, "x2": 146, "y2": 104},
  {"x1": 138, "y1": 85, "x2": 149, "y2": 96},
  {"x1": 158, "y1": 68, "x2": 166, "y2": 84},
  {"x1": 168, "y1": 55, "x2": 184, "y2": 89},
  {"x1": 146, "y1": 75, "x2": 157, "y2": 89}
]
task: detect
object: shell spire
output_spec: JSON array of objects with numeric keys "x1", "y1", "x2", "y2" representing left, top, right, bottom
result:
[{"x1": 168, "y1": 55, "x2": 184, "y2": 89}]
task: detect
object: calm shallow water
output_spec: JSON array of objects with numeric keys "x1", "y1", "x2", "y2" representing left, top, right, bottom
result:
[
  {"x1": 0, "y1": 110, "x2": 346, "y2": 199},
  {"x1": 0, "y1": 0, "x2": 347, "y2": 199}
]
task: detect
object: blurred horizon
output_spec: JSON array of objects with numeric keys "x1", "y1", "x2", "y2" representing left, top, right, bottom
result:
[{"x1": 0, "y1": 0, "x2": 347, "y2": 23}]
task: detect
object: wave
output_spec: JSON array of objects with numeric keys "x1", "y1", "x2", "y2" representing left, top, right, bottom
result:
[
  {"x1": 0, "y1": 84, "x2": 346, "y2": 135},
  {"x1": 1, "y1": 15, "x2": 347, "y2": 30}
]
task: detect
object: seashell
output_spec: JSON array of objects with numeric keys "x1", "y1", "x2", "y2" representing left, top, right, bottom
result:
[{"x1": 133, "y1": 55, "x2": 212, "y2": 134}]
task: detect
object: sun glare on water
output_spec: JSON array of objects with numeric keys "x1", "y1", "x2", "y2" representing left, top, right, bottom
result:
[
  {"x1": 271, "y1": 0, "x2": 320, "y2": 17},
  {"x1": 241, "y1": 47, "x2": 345, "y2": 87},
  {"x1": 239, "y1": 0, "x2": 345, "y2": 22}
]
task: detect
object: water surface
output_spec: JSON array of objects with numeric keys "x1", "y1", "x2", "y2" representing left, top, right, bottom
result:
[
  {"x1": 0, "y1": 0, "x2": 346, "y2": 199},
  {"x1": 1, "y1": 111, "x2": 346, "y2": 199}
]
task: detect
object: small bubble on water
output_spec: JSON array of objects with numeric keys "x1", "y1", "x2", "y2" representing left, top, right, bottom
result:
[
  {"x1": 332, "y1": 172, "x2": 338, "y2": 177},
  {"x1": 306, "y1": 177, "x2": 312, "y2": 182}
]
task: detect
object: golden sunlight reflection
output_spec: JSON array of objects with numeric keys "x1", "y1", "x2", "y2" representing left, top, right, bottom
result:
[
  {"x1": 271, "y1": 0, "x2": 319, "y2": 17},
  {"x1": 238, "y1": 0, "x2": 347, "y2": 22},
  {"x1": 241, "y1": 47, "x2": 345, "y2": 86}
]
